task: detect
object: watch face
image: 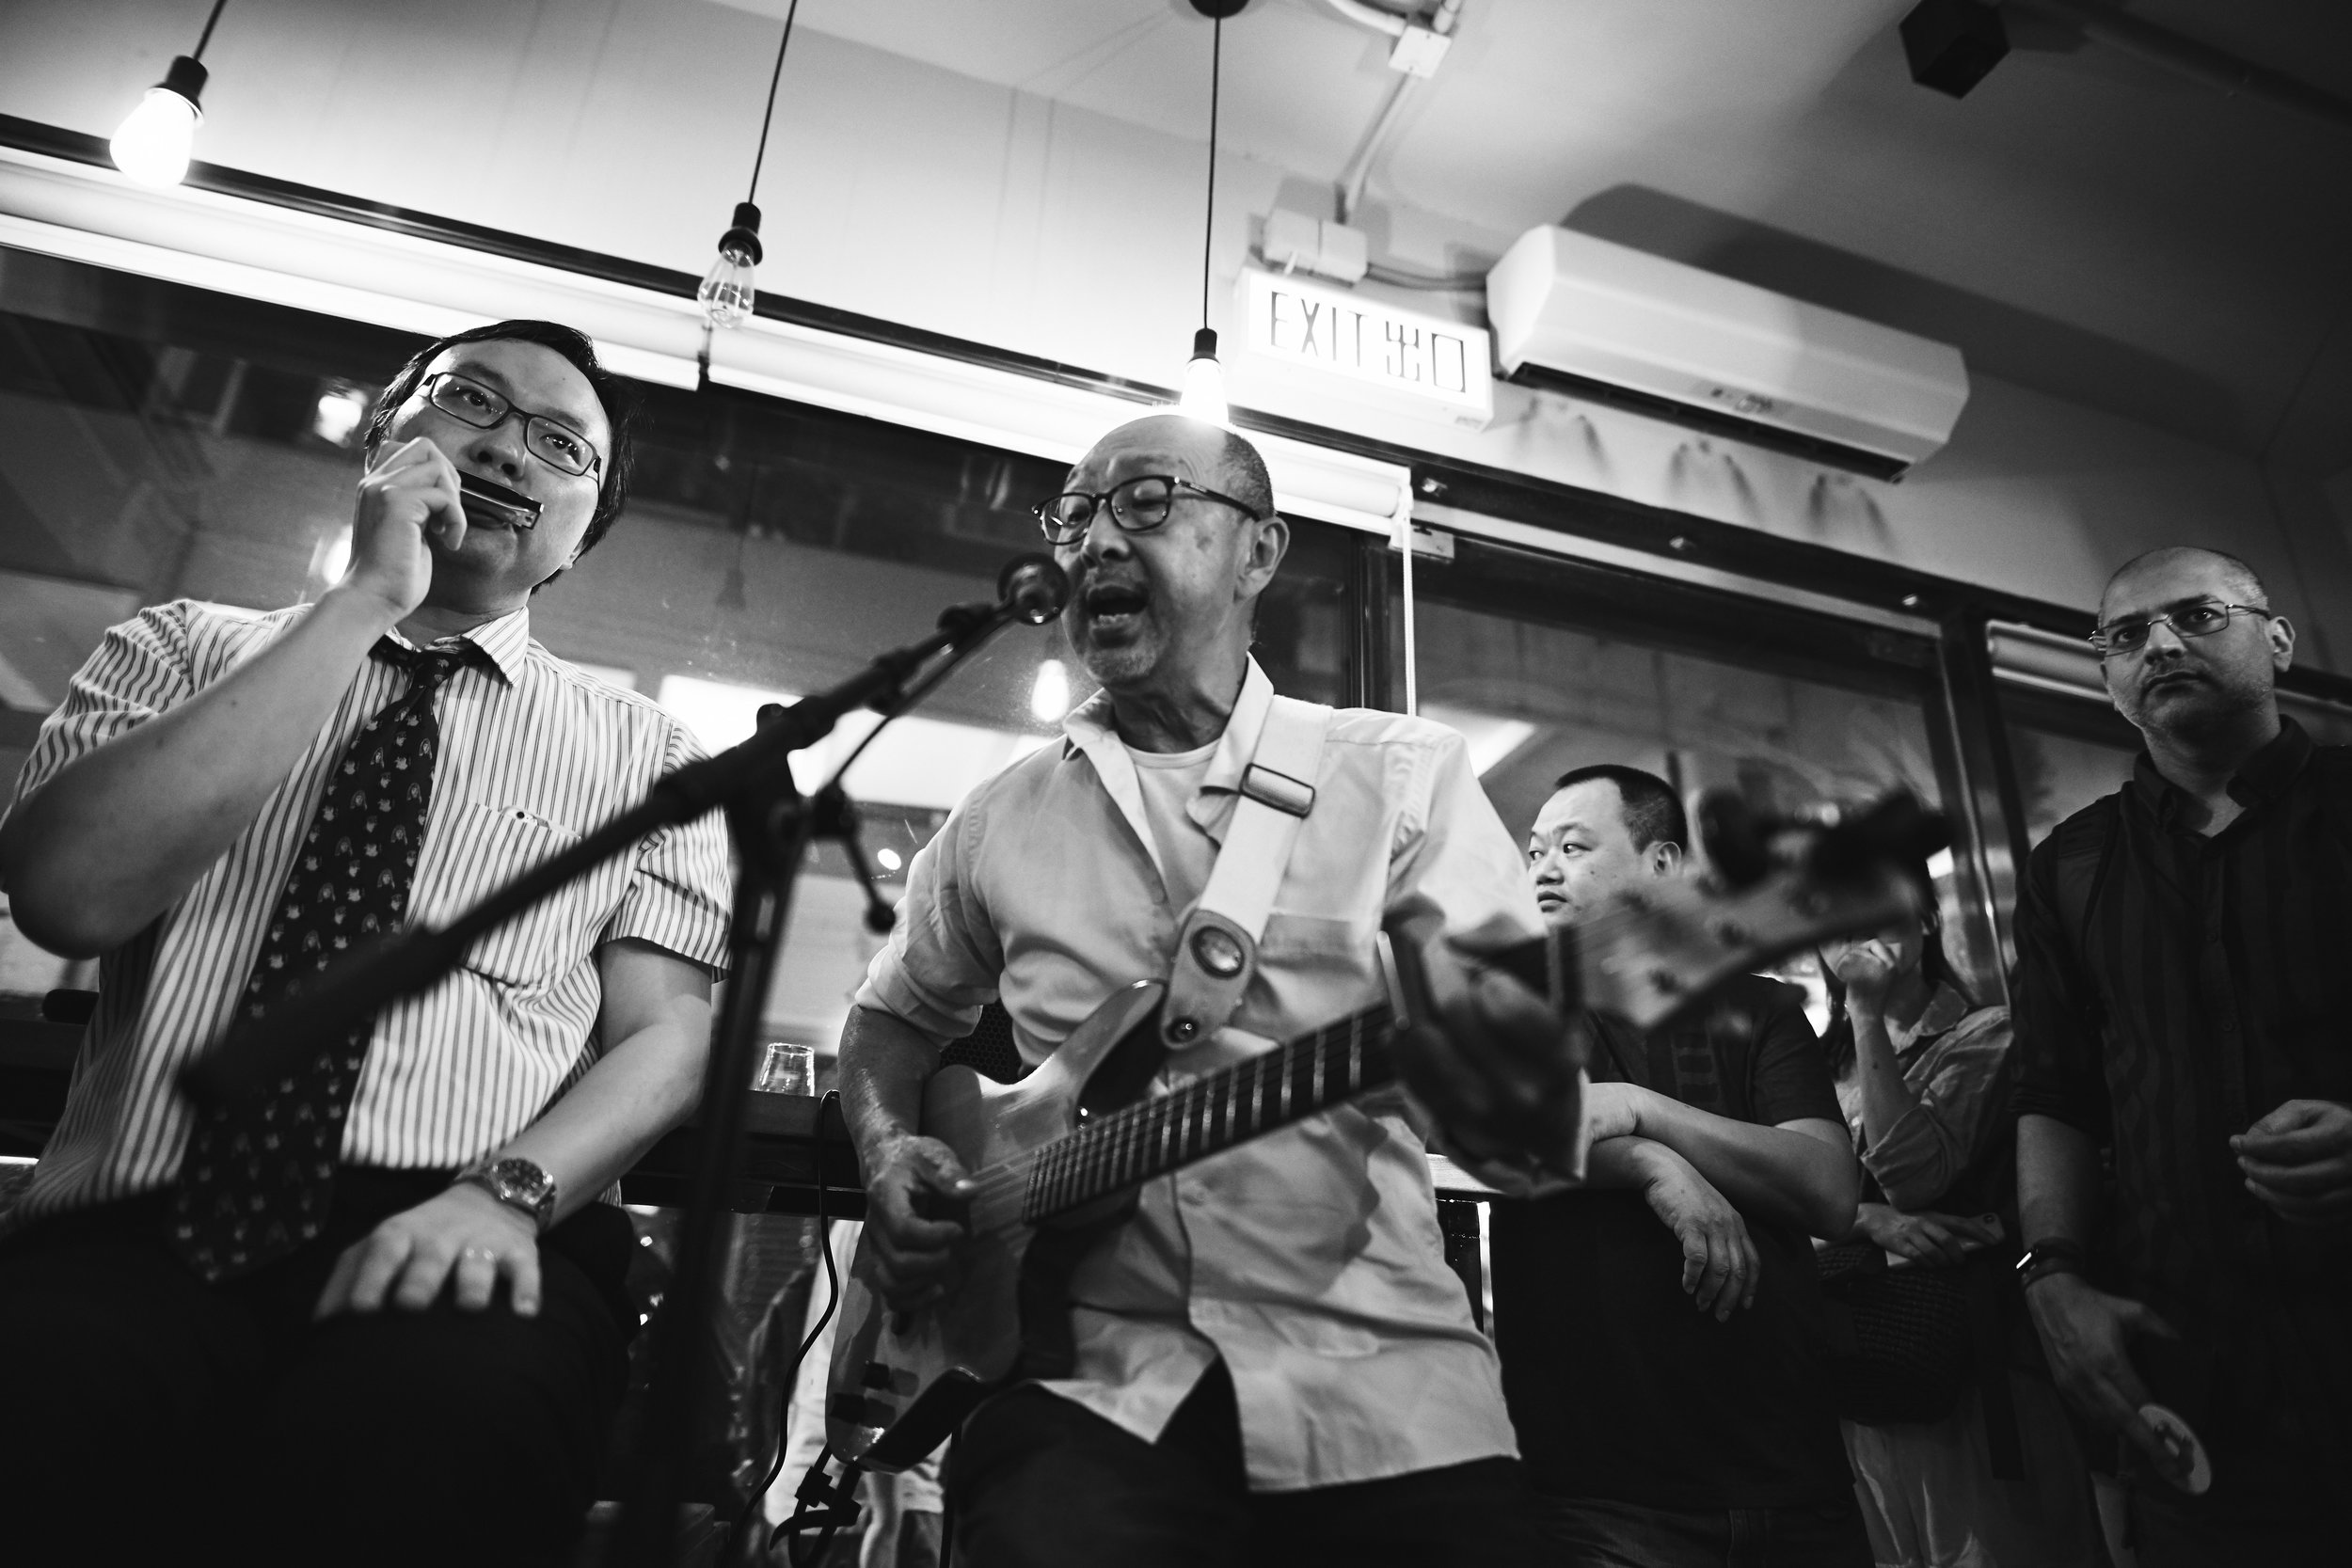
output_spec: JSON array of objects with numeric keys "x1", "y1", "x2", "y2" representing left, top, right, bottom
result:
[{"x1": 484, "y1": 1158, "x2": 555, "y2": 1216}]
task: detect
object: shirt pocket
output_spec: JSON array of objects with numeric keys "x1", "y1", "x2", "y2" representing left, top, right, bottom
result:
[{"x1": 416, "y1": 801, "x2": 601, "y2": 991}]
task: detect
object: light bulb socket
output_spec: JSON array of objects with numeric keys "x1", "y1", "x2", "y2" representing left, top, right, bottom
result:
[
  {"x1": 1191, "y1": 326, "x2": 1219, "y2": 361},
  {"x1": 158, "y1": 55, "x2": 209, "y2": 108},
  {"x1": 719, "y1": 200, "x2": 764, "y2": 265}
]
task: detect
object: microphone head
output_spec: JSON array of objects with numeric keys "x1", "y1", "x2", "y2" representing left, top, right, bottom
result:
[{"x1": 997, "y1": 554, "x2": 1070, "y2": 626}]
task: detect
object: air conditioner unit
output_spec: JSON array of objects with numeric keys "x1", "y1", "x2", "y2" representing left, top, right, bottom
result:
[{"x1": 1485, "y1": 226, "x2": 1970, "y2": 480}]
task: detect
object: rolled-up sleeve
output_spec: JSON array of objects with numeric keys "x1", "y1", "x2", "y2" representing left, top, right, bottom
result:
[
  {"x1": 1862, "y1": 1008, "x2": 2012, "y2": 1211},
  {"x1": 5, "y1": 602, "x2": 197, "y2": 820},
  {"x1": 852, "y1": 778, "x2": 1007, "y2": 1048},
  {"x1": 605, "y1": 720, "x2": 734, "y2": 976},
  {"x1": 2010, "y1": 836, "x2": 2113, "y2": 1138}
]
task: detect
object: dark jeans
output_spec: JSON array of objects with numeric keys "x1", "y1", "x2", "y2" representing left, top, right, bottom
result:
[
  {"x1": 0, "y1": 1168, "x2": 633, "y2": 1568},
  {"x1": 1536, "y1": 1494, "x2": 1874, "y2": 1568},
  {"x1": 946, "y1": 1359, "x2": 1548, "y2": 1568}
]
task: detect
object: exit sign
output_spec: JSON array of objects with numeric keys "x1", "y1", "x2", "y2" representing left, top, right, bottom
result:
[{"x1": 1238, "y1": 269, "x2": 1494, "y2": 429}]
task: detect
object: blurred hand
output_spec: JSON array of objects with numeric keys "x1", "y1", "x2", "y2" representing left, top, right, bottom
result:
[
  {"x1": 2233, "y1": 1100, "x2": 2352, "y2": 1227},
  {"x1": 862, "y1": 1132, "x2": 976, "y2": 1314},
  {"x1": 2025, "y1": 1272, "x2": 2189, "y2": 1484},
  {"x1": 339, "y1": 436, "x2": 465, "y2": 624},
  {"x1": 1394, "y1": 936, "x2": 1587, "y2": 1178},
  {"x1": 1853, "y1": 1202, "x2": 2000, "y2": 1267},
  {"x1": 314, "y1": 1182, "x2": 541, "y2": 1321},
  {"x1": 1635, "y1": 1145, "x2": 1757, "y2": 1321},
  {"x1": 1828, "y1": 939, "x2": 1900, "y2": 1015}
]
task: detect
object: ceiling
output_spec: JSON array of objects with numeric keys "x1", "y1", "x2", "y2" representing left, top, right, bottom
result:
[{"x1": 724, "y1": 0, "x2": 2352, "y2": 473}]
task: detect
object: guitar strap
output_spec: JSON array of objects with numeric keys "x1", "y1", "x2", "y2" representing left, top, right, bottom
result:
[{"x1": 1158, "y1": 692, "x2": 1332, "y2": 1050}]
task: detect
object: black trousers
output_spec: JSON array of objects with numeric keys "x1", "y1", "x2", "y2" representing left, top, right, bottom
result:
[
  {"x1": 0, "y1": 1168, "x2": 633, "y2": 1568},
  {"x1": 946, "y1": 1359, "x2": 1549, "y2": 1568}
]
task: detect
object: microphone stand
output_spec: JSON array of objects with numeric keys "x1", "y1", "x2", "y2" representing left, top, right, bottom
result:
[{"x1": 176, "y1": 557, "x2": 1067, "y2": 1566}]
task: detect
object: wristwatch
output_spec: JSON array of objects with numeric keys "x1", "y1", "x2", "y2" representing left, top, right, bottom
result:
[
  {"x1": 2015, "y1": 1237, "x2": 2089, "y2": 1290},
  {"x1": 454, "y1": 1156, "x2": 559, "y2": 1233}
]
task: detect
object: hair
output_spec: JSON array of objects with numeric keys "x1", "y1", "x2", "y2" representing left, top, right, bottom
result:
[
  {"x1": 1216, "y1": 429, "x2": 1277, "y2": 520},
  {"x1": 363, "y1": 319, "x2": 638, "y2": 561},
  {"x1": 1818, "y1": 865, "x2": 1970, "y2": 1079},
  {"x1": 2101, "y1": 546, "x2": 2268, "y2": 616},
  {"x1": 1550, "y1": 764, "x2": 1688, "y2": 853}
]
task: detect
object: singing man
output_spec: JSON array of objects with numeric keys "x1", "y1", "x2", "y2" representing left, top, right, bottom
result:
[
  {"x1": 840, "y1": 413, "x2": 1583, "y2": 1567},
  {"x1": 0, "y1": 320, "x2": 731, "y2": 1566}
]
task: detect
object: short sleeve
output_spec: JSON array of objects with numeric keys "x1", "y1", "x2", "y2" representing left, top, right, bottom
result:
[
  {"x1": 6, "y1": 603, "x2": 198, "y2": 817},
  {"x1": 1745, "y1": 985, "x2": 1844, "y2": 1128},
  {"x1": 1383, "y1": 728, "x2": 1545, "y2": 947},
  {"x1": 851, "y1": 778, "x2": 1009, "y2": 1048},
  {"x1": 604, "y1": 719, "x2": 733, "y2": 975},
  {"x1": 2010, "y1": 829, "x2": 2113, "y2": 1137}
]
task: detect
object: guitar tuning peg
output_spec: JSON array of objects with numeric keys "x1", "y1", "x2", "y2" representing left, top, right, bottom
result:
[{"x1": 1695, "y1": 789, "x2": 1775, "y2": 890}]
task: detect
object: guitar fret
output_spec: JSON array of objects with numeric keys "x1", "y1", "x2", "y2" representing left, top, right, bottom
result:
[
  {"x1": 1251, "y1": 1055, "x2": 1268, "y2": 1133},
  {"x1": 1159, "y1": 1090, "x2": 1179, "y2": 1173},
  {"x1": 1346, "y1": 1015, "x2": 1361, "y2": 1092},
  {"x1": 1311, "y1": 1035, "x2": 1327, "y2": 1105}
]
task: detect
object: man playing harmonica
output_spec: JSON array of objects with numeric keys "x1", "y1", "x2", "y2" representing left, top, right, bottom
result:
[{"x1": 0, "y1": 320, "x2": 731, "y2": 1566}]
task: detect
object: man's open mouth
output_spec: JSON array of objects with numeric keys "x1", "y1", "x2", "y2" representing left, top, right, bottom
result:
[{"x1": 1082, "y1": 581, "x2": 1149, "y2": 630}]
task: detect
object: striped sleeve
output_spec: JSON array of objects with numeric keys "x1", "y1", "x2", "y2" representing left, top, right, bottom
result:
[
  {"x1": 605, "y1": 715, "x2": 733, "y2": 974},
  {"x1": 8, "y1": 602, "x2": 198, "y2": 812}
]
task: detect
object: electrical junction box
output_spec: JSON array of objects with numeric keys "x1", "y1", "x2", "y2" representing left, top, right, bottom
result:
[
  {"x1": 1389, "y1": 24, "x2": 1453, "y2": 77},
  {"x1": 1262, "y1": 209, "x2": 1369, "y2": 285},
  {"x1": 1232, "y1": 267, "x2": 1493, "y2": 431}
]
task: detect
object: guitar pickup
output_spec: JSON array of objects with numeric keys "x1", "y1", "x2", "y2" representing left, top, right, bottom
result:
[{"x1": 458, "y1": 472, "x2": 543, "y2": 531}]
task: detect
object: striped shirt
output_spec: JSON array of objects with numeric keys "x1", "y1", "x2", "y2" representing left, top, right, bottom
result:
[
  {"x1": 1, "y1": 599, "x2": 732, "y2": 1228},
  {"x1": 2011, "y1": 717, "x2": 2352, "y2": 1464}
]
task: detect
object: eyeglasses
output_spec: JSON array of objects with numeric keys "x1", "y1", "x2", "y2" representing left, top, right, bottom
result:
[
  {"x1": 420, "y1": 372, "x2": 604, "y2": 480},
  {"x1": 1032, "y1": 474, "x2": 1266, "y2": 546},
  {"x1": 2088, "y1": 600, "x2": 2271, "y2": 657}
]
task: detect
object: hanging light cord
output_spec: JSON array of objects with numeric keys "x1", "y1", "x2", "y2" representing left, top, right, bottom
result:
[
  {"x1": 746, "y1": 0, "x2": 804, "y2": 201},
  {"x1": 1201, "y1": 16, "x2": 1222, "y2": 331},
  {"x1": 191, "y1": 0, "x2": 230, "y2": 58}
]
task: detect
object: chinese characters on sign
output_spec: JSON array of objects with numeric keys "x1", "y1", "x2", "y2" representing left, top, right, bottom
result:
[{"x1": 1238, "y1": 269, "x2": 1494, "y2": 429}]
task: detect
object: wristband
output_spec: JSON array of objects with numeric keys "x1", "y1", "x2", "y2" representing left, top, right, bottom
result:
[{"x1": 2015, "y1": 1237, "x2": 2089, "y2": 1289}]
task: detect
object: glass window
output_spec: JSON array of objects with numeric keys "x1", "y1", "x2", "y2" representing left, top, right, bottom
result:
[
  {"x1": 1406, "y1": 534, "x2": 2003, "y2": 1024},
  {"x1": 0, "y1": 248, "x2": 1371, "y2": 1040}
]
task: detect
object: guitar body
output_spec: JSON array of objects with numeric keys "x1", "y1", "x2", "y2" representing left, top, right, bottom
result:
[{"x1": 826, "y1": 980, "x2": 1168, "y2": 1470}]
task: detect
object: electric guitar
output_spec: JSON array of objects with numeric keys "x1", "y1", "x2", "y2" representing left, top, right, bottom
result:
[{"x1": 825, "y1": 794, "x2": 1946, "y2": 1470}]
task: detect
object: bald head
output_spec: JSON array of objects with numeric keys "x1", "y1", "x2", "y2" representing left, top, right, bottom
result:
[
  {"x1": 2102, "y1": 547, "x2": 2267, "y2": 622},
  {"x1": 1089, "y1": 414, "x2": 1274, "y2": 521}
]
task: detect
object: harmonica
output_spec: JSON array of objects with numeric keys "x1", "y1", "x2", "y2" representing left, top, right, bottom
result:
[{"x1": 458, "y1": 472, "x2": 543, "y2": 531}]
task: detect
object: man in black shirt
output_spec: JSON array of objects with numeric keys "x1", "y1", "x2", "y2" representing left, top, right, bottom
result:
[
  {"x1": 2013, "y1": 546, "x2": 2352, "y2": 1565},
  {"x1": 1495, "y1": 766, "x2": 1867, "y2": 1566}
]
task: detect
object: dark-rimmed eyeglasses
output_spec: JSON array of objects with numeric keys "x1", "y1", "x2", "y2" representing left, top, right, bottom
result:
[
  {"x1": 420, "y1": 372, "x2": 604, "y2": 480},
  {"x1": 2088, "y1": 599, "x2": 2271, "y2": 657},
  {"x1": 1032, "y1": 474, "x2": 1266, "y2": 546}
]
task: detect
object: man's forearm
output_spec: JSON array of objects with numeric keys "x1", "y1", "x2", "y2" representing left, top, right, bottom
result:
[
  {"x1": 2017, "y1": 1112, "x2": 2101, "y2": 1245},
  {"x1": 498, "y1": 995, "x2": 711, "y2": 1223},
  {"x1": 0, "y1": 587, "x2": 392, "y2": 956},
  {"x1": 839, "y1": 1004, "x2": 944, "y2": 1163},
  {"x1": 1629, "y1": 1094, "x2": 1858, "y2": 1237}
]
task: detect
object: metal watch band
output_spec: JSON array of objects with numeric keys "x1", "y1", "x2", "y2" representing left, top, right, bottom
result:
[{"x1": 454, "y1": 1156, "x2": 558, "y2": 1232}]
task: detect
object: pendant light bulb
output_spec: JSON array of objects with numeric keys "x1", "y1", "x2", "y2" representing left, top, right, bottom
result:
[
  {"x1": 1177, "y1": 327, "x2": 1231, "y2": 427},
  {"x1": 110, "y1": 55, "x2": 208, "y2": 188},
  {"x1": 698, "y1": 202, "x2": 764, "y2": 329}
]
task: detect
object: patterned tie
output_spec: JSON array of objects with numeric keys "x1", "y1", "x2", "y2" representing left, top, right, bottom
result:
[{"x1": 169, "y1": 636, "x2": 485, "y2": 1281}]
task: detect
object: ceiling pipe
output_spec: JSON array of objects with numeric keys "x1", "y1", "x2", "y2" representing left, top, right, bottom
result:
[
  {"x1": 1334, "y1": 0, "x2": 1463, "y2": 224},
  {"x1": 2013, "y1": 0, "x2": 2352, "y2": 136},
  {"x1": 1322, "y1": 0, "x2": 1407, "y2": 39}
]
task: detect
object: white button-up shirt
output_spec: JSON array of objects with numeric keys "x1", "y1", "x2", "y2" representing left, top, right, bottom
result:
[
  {"x1": 2, "y1": 599, "x2": 733, "y2": 1230},
  {"x1": 855, "y1": 659, "x2": 1539, "y2": 1491}
]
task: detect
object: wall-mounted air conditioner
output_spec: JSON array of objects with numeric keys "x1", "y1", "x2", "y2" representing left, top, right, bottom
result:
[{"x1": 1485, "y1": 226, "x2": 1970, "y2": 481}]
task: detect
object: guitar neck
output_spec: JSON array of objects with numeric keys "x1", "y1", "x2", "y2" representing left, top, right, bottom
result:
[{"x1": 1020, "y1": 1006, "x2": 1396, "y2": 1224}]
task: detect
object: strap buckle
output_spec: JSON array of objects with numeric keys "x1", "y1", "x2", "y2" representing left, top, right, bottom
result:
[{"x1": 1240, "y1": 763, "x2": 1314, "y2": 817}]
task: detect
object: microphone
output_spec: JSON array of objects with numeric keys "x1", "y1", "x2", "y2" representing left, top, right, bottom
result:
[{"x1": 997, "y1": 554, "x2": 1070, "y2": 626}]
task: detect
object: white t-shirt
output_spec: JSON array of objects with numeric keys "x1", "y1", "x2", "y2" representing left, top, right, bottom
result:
[{"x1": 1123, "y1": 736, "x2": 1218, "y2": 911}]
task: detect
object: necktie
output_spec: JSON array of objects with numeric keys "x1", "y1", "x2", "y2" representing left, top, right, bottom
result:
[{"x1": 170, "y1": 636, "x2": 485, "y2": 1281}]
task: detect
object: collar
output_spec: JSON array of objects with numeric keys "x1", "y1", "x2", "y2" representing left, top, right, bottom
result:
[
  {"x1": 1888, "y1": 981, "x2": 1969, "y2": 1056},
  {"x1": 386, "y1": 606, "x2": 530, "y2": 686},
  {"x1": 2129, "y1": 714, "x2": 2311, "y2": 826},
  {"x1": 1060, "y1": 657, "x2": 1271, "y2": 785}
]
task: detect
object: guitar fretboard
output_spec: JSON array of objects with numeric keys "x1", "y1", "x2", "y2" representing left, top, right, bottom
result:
[{"x1": 1018, "y1": 1006, "x2": 1398, "y2": 1223}]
